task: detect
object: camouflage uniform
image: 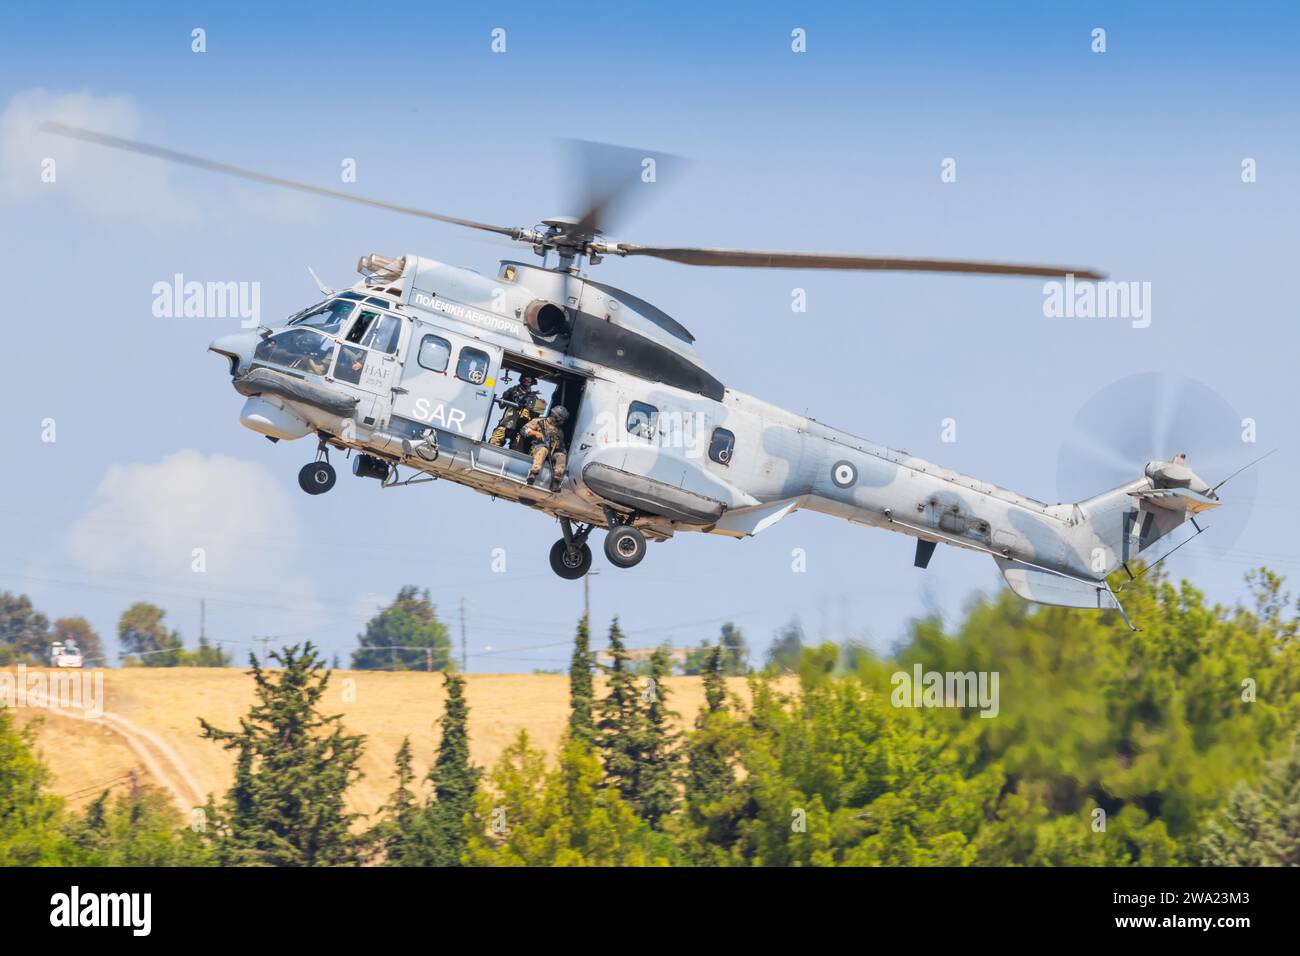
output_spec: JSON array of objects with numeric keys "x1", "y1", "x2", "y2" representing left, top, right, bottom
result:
[
  {"x1": 488, "y1": 380, "x2": 539, "y2": 447},
  {"x1": 523, "y1": 409, "x2": 569, "y2": 491}
]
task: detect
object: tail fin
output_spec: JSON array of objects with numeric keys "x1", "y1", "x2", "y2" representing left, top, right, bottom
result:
[{"x1": 1076, "y1": 455, "x2": 1220, "y2": 576}]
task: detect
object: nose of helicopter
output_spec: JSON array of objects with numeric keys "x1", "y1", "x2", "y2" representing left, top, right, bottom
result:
[{"x1": 208, "y1": 330, "x2": 259, "y2": 376}]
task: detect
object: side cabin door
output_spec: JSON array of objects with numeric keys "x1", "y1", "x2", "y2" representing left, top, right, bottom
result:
[
  {"x1": 390, "y1": 320, "x2": 502, "y2": 440},
  {"x1": 328, "y1": 303, "x2": 405, "y2": 425}
]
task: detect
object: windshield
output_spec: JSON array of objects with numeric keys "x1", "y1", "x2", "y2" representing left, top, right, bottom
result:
[
  {"x1": 289, "y1": 299, "x2": 356, "y2": 335},
  {"x1": 254, "y1": 327, "x2": 335, "y2": 375}
]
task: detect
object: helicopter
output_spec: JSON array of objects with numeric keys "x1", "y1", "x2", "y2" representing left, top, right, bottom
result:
[{"x1": 44, "y1": 123, "x2": 1255, "y2": 625}]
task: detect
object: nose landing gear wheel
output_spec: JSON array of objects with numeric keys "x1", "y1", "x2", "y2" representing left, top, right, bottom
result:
[
  {"x1": 298, "y1": 461, "x2": 337, "y2": 495},
  {"x1": 549, "y1": 539, "x2": 593, "y2": 579},
  {"x1": 604, "y1": 525, "x2": 647, "y2": 569}
]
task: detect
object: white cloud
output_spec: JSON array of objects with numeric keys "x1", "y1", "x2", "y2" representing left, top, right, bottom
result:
[
  {"x1": 0, "y1": 88, "x2": 197, "y2": 221},
  {"x1": 65, "y1": 450, "x2": 323, "y2": 633}
]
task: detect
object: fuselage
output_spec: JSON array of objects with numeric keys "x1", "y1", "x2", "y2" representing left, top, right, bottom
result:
[{"x1": 209, "y1": 253, "x2": 1148, "y2": 594}]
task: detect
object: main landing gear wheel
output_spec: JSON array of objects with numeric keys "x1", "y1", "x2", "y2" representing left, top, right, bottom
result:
[
  {"x1": 604, "y1": 525, "x2": 647, "y2": 569},
  {"x1": 298, "y1": 461, "x2": 337, "y2": 495},
  {"x1": 550, "y1": 539, "x2": 593, "y2": 580}
]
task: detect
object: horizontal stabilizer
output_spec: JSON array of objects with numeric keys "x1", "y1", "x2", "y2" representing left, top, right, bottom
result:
[
  {"x1": 711, "y1": 497, "x2": 799, "y2": 537},
  {"x1": 1130, "y1": 487, "x2": 1220, "y2": 515},
  {"x1": 994, "y1": 557, "x2": 1121, "y2": 611}
]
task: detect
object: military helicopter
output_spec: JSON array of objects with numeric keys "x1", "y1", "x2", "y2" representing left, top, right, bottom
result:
[{"x1": 45, "y1": 124, "x2": 1257, "y2": 625}]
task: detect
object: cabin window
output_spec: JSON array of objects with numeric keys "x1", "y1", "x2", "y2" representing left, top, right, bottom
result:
[
  {"x1": 456, "y1": 347, "x2": 491, "y2": 385},
  {"x1": 289, "y1": 299, "x2": 355, "y2": 335},
  {"x1": 709, "y1": 427, "x2": 735, "y2": 465},
  {"x1": 417, "y1": 334, "x2": 451, "y2": 373},
  {"x1": 626, "y1": 401, "x2": 658, "y2": 440},
  {"x1": 360, "y1": 312, "x2": 401, "y2": 354}
]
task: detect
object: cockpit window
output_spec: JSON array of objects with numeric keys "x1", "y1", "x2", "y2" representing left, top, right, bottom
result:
[
  {"x1": 360, "y1": 312, "x2": 401, "y2": 354},
  {"x1": 345, "y1": 309, "x2": 377, "y2": 344},
  {"x1": 290, "y1": 299, "x2": 355, "y2": 335},
  {"x1": 253, "y1": 328, "x2": 335, "y2": 376}
]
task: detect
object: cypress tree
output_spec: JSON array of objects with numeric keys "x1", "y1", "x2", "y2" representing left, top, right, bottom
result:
[
  {"x1": 636, "y1": 645, "x2": 681, "y2": 828},
  {"x1": 568, "y1": 615, "x2": 595, "y2": 745},
  {"x1": 199, "y1": 643, "x2": 366, "y2": 866},
  {"x1": 370, "y1": 737, "x2": 418, "y2": 865},
  {"x1": 423, "y1": 671, "x2": 480, "y2": 866},
  {"x1": 702, "y1": 643, "x2": 726, "y2": 713},
  {"x1": 686, "y1": 644, "x2": 733, "y2": 811},
  {"x1": 595, "y1": 617, "x2": 642, "y2": 804},
  {"x1": 1201, "y1": 735, "x2": 1300, "y2": 866}
]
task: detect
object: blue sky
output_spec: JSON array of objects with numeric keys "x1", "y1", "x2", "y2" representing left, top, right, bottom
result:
[{"x1": 1, "y1": 1, "x2": 1297, "y2": 669}]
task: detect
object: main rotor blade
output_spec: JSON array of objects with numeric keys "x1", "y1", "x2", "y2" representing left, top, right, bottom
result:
[
  {"x1": 614, "y1": 244, "x2": 1105, "y2": 279},
  {"x1": 567, "y1": 140, "x2": 682, "y2": 240},
  {"x1": 40, "y1": 122, "x2": 523, "y2": 238}
]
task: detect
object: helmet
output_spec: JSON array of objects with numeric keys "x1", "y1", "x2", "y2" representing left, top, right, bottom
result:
[
  {"x1": 551, "y1": 406, "x2": 570, "y2": 423},
  {"x1": 521, "y1": 374, "x2": 537, "y2": 386}
]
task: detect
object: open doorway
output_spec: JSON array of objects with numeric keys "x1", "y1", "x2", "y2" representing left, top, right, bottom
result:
[{"x1": 488, "y1": 354, "x2": 587, "y2": 451}]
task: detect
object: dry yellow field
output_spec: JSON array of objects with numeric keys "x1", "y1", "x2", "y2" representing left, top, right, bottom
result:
[{"x1": 13, "y1": 668, "x2": 754, "y2": 822}]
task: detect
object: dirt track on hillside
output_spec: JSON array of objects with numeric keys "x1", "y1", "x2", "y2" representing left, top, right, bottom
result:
[{"x1": 16, "y1": 669, "x2": 759, "y2": 823}]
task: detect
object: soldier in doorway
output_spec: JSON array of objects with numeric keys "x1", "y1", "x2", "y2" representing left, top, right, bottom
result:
[
  {"x1": 488, "y1": 374, "x2": 539, "y2": 447},
  {"x1": 523, "y1": 405, "x2": 569, "y2": 491}
]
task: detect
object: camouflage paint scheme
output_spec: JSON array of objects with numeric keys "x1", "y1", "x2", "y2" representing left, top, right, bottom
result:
[{"x1": 210, "y1": 254, "x2": 1214, "y2": 616}]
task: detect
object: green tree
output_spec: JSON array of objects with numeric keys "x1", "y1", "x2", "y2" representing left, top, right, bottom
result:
[
  {"x1": 684, "y1": 622, "x2": 750, "y2": 676},
  {"x1": 636, "y1": 646, "x2": 681, "y2": 828},
  {"x1": 351, "y1": 586, "x2": 454, "y2": 671},
  {"x1": 595, "y1": 618, "x2": 642, "y2": 803},
  {"x1": 118, "y1": 603, "x2": 184, "y2": 667},
  {"x1": 421, "y1": 672, "x2": 480, "y2": 865},
  {"x1": 69, "y1": 784, "x2": 210, "y2": 866},
  {"x1": 718, "y1": 622, "x2": 750, "y2": 675},
  {"x1": 199, "y1": 643, "x2": 366, "y2": 866},
  {"x1": 764, "y1": 619, "x2": 804, "y2": 674},
  {"x1": 186, "y1": 635, "x2": 232, "y2": 667},
  {"x1": 370, "y1": 737, "x2": 420, "y2": 865},
  {"x1": 677, "y1": 644, "x2": 744, "y2": 863},
  {"x1": 0, "y1": 592, "x2": 51, "y2": 665},
  {"x1": 0, "y1": 710, "x2": 70, "y2": 864},
  {"x1": 1200, "y1": 734, "x2": 1300, "y2": 866},
  {"x1": 568, "y1": 615, "x2": 595, "y2": 745},
  {"x1": 685, "y1": 646, "x2": 734, "y2": 807},
  {"x1": 468, "y1": 732, "x2": 672, "y2": 866}
]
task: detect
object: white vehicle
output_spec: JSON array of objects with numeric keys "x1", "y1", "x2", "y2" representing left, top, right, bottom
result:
[{"x1": 50, "y1": 641, "x2": 83, "y2": 669}]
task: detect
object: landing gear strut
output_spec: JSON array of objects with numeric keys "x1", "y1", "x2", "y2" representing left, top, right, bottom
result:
[
  {"x1": 298, "y1": 437, "x2": 337, "y2": 495},
  {"x1": 549, "y1": 518, "x2": 593, "y2": 580}
]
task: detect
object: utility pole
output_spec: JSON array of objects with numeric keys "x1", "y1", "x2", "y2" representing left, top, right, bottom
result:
[
  {"x1": 459, "y1": 597, "x2": 467, "y2": 672},
  {"x1": 256, "y1": 635, "x2": 272, "y2": 664},
  {"x1": 199, "y1": 598, "x2": 206, "y2": 643},
  {"x1": 583, "y1": 568, "x2": 600, "y2": 623}
]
